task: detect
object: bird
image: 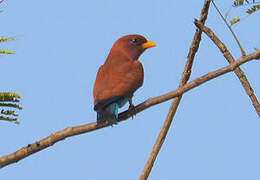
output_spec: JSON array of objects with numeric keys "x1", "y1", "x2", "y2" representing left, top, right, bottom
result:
[{"x1": 93, "y1": 34, "x2": 156, "y2": 126}]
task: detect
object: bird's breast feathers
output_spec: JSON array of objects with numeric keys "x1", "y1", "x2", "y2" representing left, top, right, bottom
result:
[{"x1": 93, "y1": 60, "x2": 144, "y2": 105}]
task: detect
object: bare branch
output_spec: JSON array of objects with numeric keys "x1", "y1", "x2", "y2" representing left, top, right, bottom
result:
[
  {"x1": 139, "y1": 0, "x2": 212, "y2": 179},
  {"x1": 0, "y1": 50, "x2": 259, "y2": 169},
  {"x1": 194, "y1": 19, "x2": 260, "y2": 117}
]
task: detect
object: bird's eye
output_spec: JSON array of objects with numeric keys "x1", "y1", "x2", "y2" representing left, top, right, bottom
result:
[{"x1": 130, "y1": 38, "x2": 139, "y2": 44}]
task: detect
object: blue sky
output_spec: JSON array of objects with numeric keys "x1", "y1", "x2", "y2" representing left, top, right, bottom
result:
[{"x1": 0, "y1": 0, "x2": 259, "y2": 179}]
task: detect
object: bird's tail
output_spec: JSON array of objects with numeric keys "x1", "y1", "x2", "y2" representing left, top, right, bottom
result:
[{"x1": 96, "y1": 103, "x2": 119, "y2": 126}]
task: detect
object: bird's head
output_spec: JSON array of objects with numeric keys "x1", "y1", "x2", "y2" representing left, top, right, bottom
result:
[{"x1": 108, "y1": 34, "x2": 156, "y2": 61}]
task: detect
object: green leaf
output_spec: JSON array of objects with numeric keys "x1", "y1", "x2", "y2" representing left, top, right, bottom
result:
[
  {"x1": 0, "y1": 92, "x2": 21, "y2": 102},
  {"x1": 230, "y1": 17, "x2": 241, "y2": 25},
  {"x1": 0, "y1": 49, "x2": 15, "y2": 54},
  {"x1": 0, "y1": 115, "x2": 17, "y2": 122},
  {"x1": 233, "y1": 0, "x2": 244, "y2": 7},
  {"x1": 247, "y1": 4, "x2": 260, "y2": 14},
  {"x1": 15, "y1": 121, "x2": 20, "y2": 125},
  {"x1": 0, "y1": 36, "x2": 15, "y2": 42},
  {"x1": 0, "y1": 103, "x2": 23, "y2": 110},
  {"x1": 1, "y1": 109, "x2": 18, "y2": 116}
]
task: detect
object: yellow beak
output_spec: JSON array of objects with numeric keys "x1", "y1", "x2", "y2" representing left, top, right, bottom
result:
[{"x1": 142, "y1": 40, "x2": 156, "y2": 49}]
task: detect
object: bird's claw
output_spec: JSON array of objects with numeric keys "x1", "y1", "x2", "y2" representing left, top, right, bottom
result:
[
  {"x1": 108, "y1": 117, "x2": 118, "y2": 126},
  {"x1": 128, "y1": 104, "x2": 137, "y2": 119}
]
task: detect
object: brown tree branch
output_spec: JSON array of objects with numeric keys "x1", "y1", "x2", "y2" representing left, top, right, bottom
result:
[
  {"x1": 0, "y1": 50, "x2": 259, "y2": 169},
  {"x1": 194, "y1": 19, "x2": 260, "y2": 117},
  {"x1": 139, "y1": 0, "x2": 212, "y2": 179}
]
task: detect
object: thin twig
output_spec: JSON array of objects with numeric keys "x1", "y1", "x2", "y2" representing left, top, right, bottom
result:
[
  {"x1": 212, "y1": 0, "x2": 246, "y2": 56},
  {"x1": 225, "y1": 6, "x2": 233, "y2": 20},
  {"x1": 0, "y1": 50, "x2": 259, "y2": 169},
  {"x1": 194, "y1": 19, "x2": 260, "y2": 116},
  {"x1": 139, "y1": 1, "x2": 211, "y2": 179}
]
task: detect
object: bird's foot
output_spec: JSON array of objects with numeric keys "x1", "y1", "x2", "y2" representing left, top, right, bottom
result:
[
  {"x1": 128, "y1": 104, "x2": 137, "y2": 119},
  {"x1": 96, "y1": 117, "x2": 106, "y2": 127},
  {"x1": 96, "y1": 118, "x2": 118, "y2": 127},
  {"x1": 108, "y1": 117, "x2": 118, "y2": 127}
]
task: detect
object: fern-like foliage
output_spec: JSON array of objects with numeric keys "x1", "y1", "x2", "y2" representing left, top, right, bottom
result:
[
  {"x1": 229, "y1": 0, "x2": 260, "y2": 26},
  {"x1": 233, "y1": 0, "x2": 247, "y2": 7},
  {"x1": 0, "y1": 1, "x2": 22, "y2": 124},
  {"x1": 246, "y1": 4, "x2": 260, "y2": 13},
  {"x1": 0, "y1": 93, "x2": 22, "y2": 124},
  {"x1": 233, "y1": 0, "x2": 258, "y2": 7},
  {"x1": 0, "y1": 36, "x2": 15, "y2": 54},
  {"x1": 230, "y1": 17, "x2": 241, "y2": 25},
  {"x1": 0, "y1": 36, "x2": 14, "y2": 42}
]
